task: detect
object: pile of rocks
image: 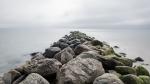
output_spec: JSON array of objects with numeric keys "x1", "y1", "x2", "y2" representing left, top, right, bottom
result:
[{"x1": 1, "y1": 31, "x2": 150, "y2": 84}]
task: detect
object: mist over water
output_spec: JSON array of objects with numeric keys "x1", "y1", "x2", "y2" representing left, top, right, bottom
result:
[{"x1": 0, "y1": 28, "x2": 150, "y2": 75}]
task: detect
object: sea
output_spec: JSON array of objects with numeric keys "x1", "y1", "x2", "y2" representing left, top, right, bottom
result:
[{"x1": 0, "y1": 27, "x2": 150, "y2": 75}]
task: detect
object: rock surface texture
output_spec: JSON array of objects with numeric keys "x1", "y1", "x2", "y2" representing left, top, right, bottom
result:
[
  {"x1": 1, "y1": 31, "x2": 149, "y2": 84},
  {"x1": 19, "y1": 73, "x2": 50, "y2": 84}
]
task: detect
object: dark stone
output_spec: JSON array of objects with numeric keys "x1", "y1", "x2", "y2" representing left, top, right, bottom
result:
[
  {"x1": 31, "y1": 52, "x2": 45, "y2": 60},
  {"x1": 91, "y1": 40, "x2": 103, "y2": 47},
  {"x1": 43, "y1": 47, "x2": 61, "y2": 58},
  {"x1": 52, "y1": 42, "x2": 69, "y2": 49},
  {"x1": 134, "y1": 57, "x2": 144, "y2": 62},
  {"x1": 54, "y1": 47, "x2": 75, "y2": 64},
  {"x1": 3, "y1": 69, "x2": 21, "y2": 84},
  {"x1": 74, "y1": 44, "x2": 91, "y2": 55},
  {"x1": 114, "y1": 46, "x2": 119, "y2": 48},
  {"x1": 30, "y1": 52, "x2": 40, "y2": 56},
  {"x1": 12, "y1": 74, "x2": 27, "y2": 84}
]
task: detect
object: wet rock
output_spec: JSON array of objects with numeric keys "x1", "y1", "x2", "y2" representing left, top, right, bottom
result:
[
  {"x1": 69, "y1": 39, "x2": 81, "y2": 44},
  {"x1": 115, "y1": 66, "x2": 136, "y2": 75},
  {"x1": 54, "y1": 47, "x2": 75, "y2": 64},
  {"x1": 74, "y1": 44, "x2": 92, "y2": 55},
  {"x1": 22, "y1": 58, "x2": 62, "y2": 76},
  {"x1": 77, "y1": 51, "x2": 124, "y2": 70},
  {"x1": 57, "y1": 58, "x2": 105, "y2": 84},
  {"x1": 14, "y1": 66, "x2": 25, "y2": 74},
  {"x1": 108, "y1": 70, "x2": 122, "y2": 77},
  {"x1": 3, "y1": 69, "x2": 21, "y2": 84},
  {"x1": 121, "y1": 74, "x2": 143, "y2": 84},
  {"x1": 59, "y1": 38, "x2": 68, "y2": 43},
  {"x1": 52, "y1": 42, "x2": 69, "y2": 49},
  {"x1": 30, "y1": 52, "x2": 40, "y2": 56},
  {"x1": 98, "y1": 56, "x2": 125, "y2": 70},
  {"x1": 100, "y1": 44, "x2": 115, "y2": 55},
  {"x1": 135, "y1": 65, "x2": 150, "y2": 76},
  {"x1": 31, "y1": 52, "x2": 45, "y2": 60},
  {"x1": 69, "y1": 31, "x2": 94, "y2": 41},
  {"x1": 93, "y1": 73, "x2": 124, "y2": 84},
  {"x1": 114, "y1": 46, "x2": 119, "y2": 48},
  {"x1": 111, "y1": 56, "x2": 133, "y2": 67},
  {"x1": 91, "y1": 40, "x2": 103, "y2": 47},
  {"x1": 12, "y1": 75, "x2": 27, "y2": 84},
  {"x1": 19, "y1": 73, "x2": 50, "y2": 84},
  {"x1": 138, "y1": 75, "x2": 150, "y2": 84},
  {"x1": 134, "y1": 57, "x2": 144, "y2": 62},
  {"x1": 43, "y1": 47, "x2": 61, "y2": 58}
]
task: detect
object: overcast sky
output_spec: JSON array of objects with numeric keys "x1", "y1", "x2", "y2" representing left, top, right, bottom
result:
[{"x1": 0, "y1": 0, "x2": 150, "y2": 28}]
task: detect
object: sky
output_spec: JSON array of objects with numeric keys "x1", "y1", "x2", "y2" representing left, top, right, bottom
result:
[{"x1": 0, "y1": 0, "x2": 150, "y2": 28}]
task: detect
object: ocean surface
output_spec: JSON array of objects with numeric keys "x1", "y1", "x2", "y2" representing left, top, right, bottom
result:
[{"x1": 0, "y1": 28, "x2": 150, "y2": 75}]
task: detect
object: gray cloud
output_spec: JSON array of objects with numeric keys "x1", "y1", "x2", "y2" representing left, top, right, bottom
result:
[{"x1": 0, "y1": 0, "x2": 150, "y2": 28}]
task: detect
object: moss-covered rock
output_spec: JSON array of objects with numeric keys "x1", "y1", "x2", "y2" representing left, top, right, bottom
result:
[
  {"x1": 115, "y1": 66, "x2": 136, "y2": 75},
  {"x1": 139, "y1": 75, "x2": 150, "y2": 84},
  {"x1": 121, "y1": 74, "x2": 143, "y2": 84},
  {"x1": 100, "y1": 44, "x2": 115, "y2": 55},
  {"x1": 91, "y1": 40, "x2": 103, "y2": 47},
  {"x1": 135, "y1": 66, "x2": 150, "y2": 76},
  {"x1": 112, "y1": 56, "x2": 133, "y2": 67},
  {"x1": 104, "y1": 55, "x2": 133, "y2": 67}
]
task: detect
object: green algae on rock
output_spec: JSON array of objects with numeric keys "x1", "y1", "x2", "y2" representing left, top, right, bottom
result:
[
  {"x1": 121, "y1": 74, "x2": 144, "y2": 84},
  {"x1": 139, "y1": 75, "x2": 150, "y2": 84},
  {"x1": 135, "y1": 66, "x2": 150, "y2": 76},
  {"x1": 115, "y1": 66, "x2": 136, "y2": 75}
]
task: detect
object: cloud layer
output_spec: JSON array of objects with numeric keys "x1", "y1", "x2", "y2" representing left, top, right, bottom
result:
[{"x1": 0, "y1": 0, "x2": 150, "y2": 28}]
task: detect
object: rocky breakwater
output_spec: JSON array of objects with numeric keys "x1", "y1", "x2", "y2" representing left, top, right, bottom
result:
[{"x1": 1, "y1": 31, "x2": 150, "y2": 84}]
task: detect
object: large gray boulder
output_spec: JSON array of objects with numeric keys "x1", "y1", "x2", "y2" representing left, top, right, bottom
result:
[
  {"x1": 31, "y1": 52, "x2": 45, "y2": 60},
  {"x1": 3, "y1": 69, "x2": 21, "y2": 84},
  {"x1": 44, "y1": 47, "x2": 61, "y2": 58},
  {"x1": 57, "y1": 57, "x2": 105, "y2": 84},
  {"x1": 74, "y1": 44, "x2": 92, "y2": 55},
  {"x1": 93, "y1": 73, "x2": 124, "y2": 84},
  {"x1": 54, "y1": 47, "x2": 75, "y2": 64},
  {"x1": 22, "y1": 58, "x2": 62, "y2": 76},
  {"x1": 19, "y1": 73, "x2": 50, "y2": 84}
]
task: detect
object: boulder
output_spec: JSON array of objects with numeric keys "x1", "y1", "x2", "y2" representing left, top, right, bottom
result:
[
  {"x1": 100, "y1": 43, "x2": 115, "y2": 55},
  {"x1": 31, "y1": 52, "x2": 45, "y2": 60},
  {"x1": 135, "y1": 66, "x2": 150, "y2": 76},
  {"x1": 54, "y1": 47, "x2": 75, "y2": 64},
  {"x1": 108, "y1": 70, "x2": 122, "y2": 77},
  {"x1": 57, "y1": 58, "x2": 105, "y2": 84},
  {"x1": 115, "y1": 66, "x2": 136, "y2": 75},
  {"x1": 121, "y1": 74, "x2": 143, "y2": 84},
  {"x1": 134, "y1": 57, "x2": 144, "y2": 62},
  {"x1": 91, "y1": 40, "x2": 103, "y2": 47},
  {"x1": 77, "y1": 51, "x2": 124, "y2": 70},
  {"x1": 43, "y1": 47, "x2": 61, "y2": 58},
  {"x1": 93, "y1": 73, "x2": 124, "y2": 84},
  {"x1": 138, "y1": 75, "x2": 150, "y2": 84},
  {"x1": 3, "y1": 69, "x2": 21, "y2": 84},
  {"x1": 12, "y1": 75, "x2": 27, "y2": 84},
  {"x1": 98, "y1": 56, "x2": 125, "y2": 70},
  {"x1": 68, "y1": 31, "x2": 94, "y2": 41},
  {"x1": 22, "y1": 58, "x2": 62, "y2": 76},
  {"x1": 111, "y1": 56, "x2": 133, "y2": 67},
  {"x1": 19, "y1": 73, "x2": 49, "y2": 84},
  {"x1": 52, "y1": 42, "x2": 69, "y2": 49},
  {"x1": 74, "y1": 44, "x2": 92, "y2": 55}
]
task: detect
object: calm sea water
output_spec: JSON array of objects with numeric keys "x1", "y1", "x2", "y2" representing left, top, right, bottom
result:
[{"x1": 0, "y1": 28, "x2": 150, "y2": 75}]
